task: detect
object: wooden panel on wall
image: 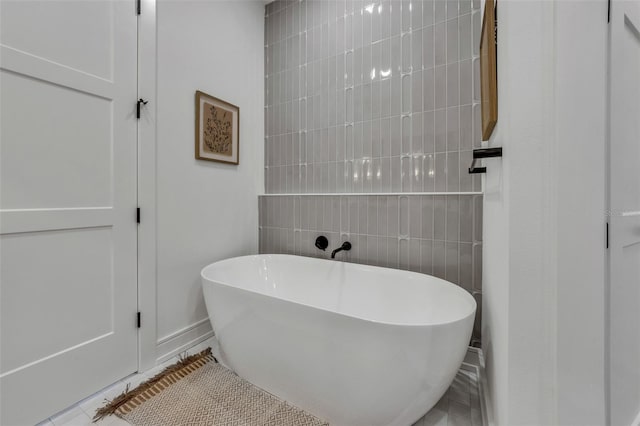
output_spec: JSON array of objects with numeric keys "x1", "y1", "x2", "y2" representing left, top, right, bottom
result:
[{"x1": 480, "y1": 0, "x2": 498, "y2": 141}]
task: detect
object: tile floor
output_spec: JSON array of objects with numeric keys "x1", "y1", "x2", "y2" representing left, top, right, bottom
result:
[
  {"x1": 412, "y1": 367, "x2": 483, "y2": 426},
  {"x1": 37, "y1": 339, "x2": 485, "y2": 426},
  {"x1": 35, "y1": 338, "x2": 217, "y2": 426}
]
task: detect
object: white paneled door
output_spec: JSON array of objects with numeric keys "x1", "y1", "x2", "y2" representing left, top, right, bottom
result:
[
  {"x1": 0, "y1": 1, "x2": 138, "y2": 424},
  {"x1": 608, "y1": 0, "x2": 640, "y2": 425}
]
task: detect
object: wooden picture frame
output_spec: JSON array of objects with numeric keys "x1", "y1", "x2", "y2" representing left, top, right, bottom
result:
[
  {"x1": 195, "y1": 90, "x2": 240, "y2": 164},
  {"x1": 480, "y1": 0, "x2": 498, "y2": 140}
]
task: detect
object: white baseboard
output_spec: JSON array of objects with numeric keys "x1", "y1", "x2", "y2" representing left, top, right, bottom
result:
[
  {"x1": 155, "y1": 318, "x2": 214, "y2": 364},
  {"x1": 476, "y1": 348, "x2": 495, "y2": 426},
  {"x1": 463, "y1": 346, "x2": 494, "y2": 426},
  {"x1": 632, "y1": 407, "x2": 640, "y2": 426}
]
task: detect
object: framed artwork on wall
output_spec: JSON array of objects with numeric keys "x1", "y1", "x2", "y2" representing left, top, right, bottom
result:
[
  {"x1": 195, "y1": 90, "x2": 239, "y2": 165},
  {"x1": 480, "y1": 0, "x2": 498, "y2": 141}
]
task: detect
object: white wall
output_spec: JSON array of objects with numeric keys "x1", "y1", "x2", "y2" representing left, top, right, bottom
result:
[
  {"x1": 154, "y1": 0, "x2": 264, "y2": 361},
  {"x1": 482, "y1": 0, "x2": 607, "y2": 424},
  {"x1": 482, "y1": 2, "x2": 556, "y2": 423},
  {"x1": 554, "y1": 2, "x2": 607, "y2": 424}
]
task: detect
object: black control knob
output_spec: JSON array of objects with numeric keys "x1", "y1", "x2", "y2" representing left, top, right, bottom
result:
[{"x1": 315, "y1": 236, "x2": 329, "y2": 251}]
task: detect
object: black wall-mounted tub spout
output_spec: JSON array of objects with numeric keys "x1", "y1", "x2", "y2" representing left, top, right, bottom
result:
[{"x1": 331, "y1": 241, "x2": 352, "y2": 259}]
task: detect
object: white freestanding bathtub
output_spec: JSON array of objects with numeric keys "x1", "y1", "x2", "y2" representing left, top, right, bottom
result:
[{"x1": 201, "y1": 254, "x2": 476, "y2": 426}]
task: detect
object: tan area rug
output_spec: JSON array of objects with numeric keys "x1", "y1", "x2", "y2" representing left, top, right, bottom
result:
[{"x1": 94, "y1": 349, "x2": 328, "y2": 426}]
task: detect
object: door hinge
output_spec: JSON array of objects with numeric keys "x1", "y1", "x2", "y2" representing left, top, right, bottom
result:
[
  {"x1": 137, "y1": 311, "x2": 141, "y2": 328},
  {"x1": 137, "y1": 207, "x2": 141, "y2": 224},
  {"x1": 607, "y1": 0, "x2": 611, "y2": 22},
  {"x1": 137, "y1": 0, "x2": 141, "y2": 15},
  {"x1": 606, "y1": 222, "x2": 609, "y2": 248},
  {"x1": 136, "y1": 98, "x2": 148, "y2": 119}
]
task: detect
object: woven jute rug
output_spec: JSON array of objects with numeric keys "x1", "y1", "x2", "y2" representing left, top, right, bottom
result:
[{"x1": 94, "y1": 348, "x2": 328, "y2": 426}]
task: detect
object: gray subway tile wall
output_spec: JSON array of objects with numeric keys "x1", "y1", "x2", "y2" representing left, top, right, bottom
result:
[
  {"x1": 264, "y1": 0, "x2": 482, "y2": 193},
  {"x1": 259, "y1": 194, "x2": 483, "y2": 342},
  {"x1": 262, "y1": 0, "x2": 483, "y2": 344}
]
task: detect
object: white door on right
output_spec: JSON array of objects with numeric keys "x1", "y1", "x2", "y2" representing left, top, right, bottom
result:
[{"x1": 609, "y1": 0, "x2": 640, "y2": 425}]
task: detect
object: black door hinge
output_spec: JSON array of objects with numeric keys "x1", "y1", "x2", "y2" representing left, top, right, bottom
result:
[
  {"x1": 137, "y1": 0, "x2": 141, "y2": 15},
  {"x1": 606, "y1": 222, "x2": 609, "y2": 248},
  {"x1": 137, "y1": 207, "x2": 141, "y2": 224},
  {"x1": 607, "y1": 0, "x2": 611, "y2": 22},
  {"x1": 137, "y1": 311, "x2": 142, "y2": 328},
  {"x1": 136, "y1": 98, "x2": 148, "y2": 119}
]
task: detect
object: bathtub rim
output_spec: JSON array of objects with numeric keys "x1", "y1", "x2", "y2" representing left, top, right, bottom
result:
[{"x1": 201, "y1": 254, "x2": 477, "y2": 328}]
